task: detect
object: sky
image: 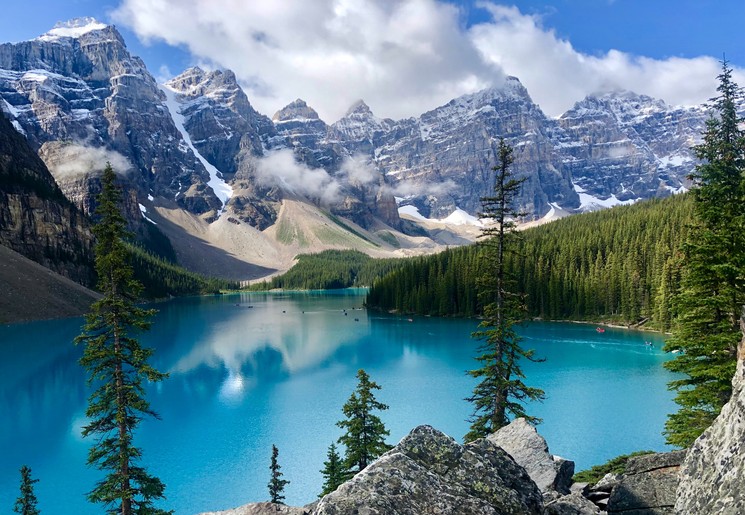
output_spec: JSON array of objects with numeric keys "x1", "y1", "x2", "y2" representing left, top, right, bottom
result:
[{"x1": 1, "y1": 1, "x2": 744, "y2": 122}]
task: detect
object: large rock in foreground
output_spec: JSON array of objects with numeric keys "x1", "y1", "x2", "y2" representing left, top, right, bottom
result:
[
  {"x1": 314, "y1": 425, "x2": 543, "y2": 515},
  {"x1": 674, "y1": 328, "x2": 745, "y2": 514},
  {"x1": 199, "y1": 502, "x2": 309, "y2": 515},
  {"x1": 607, "y1": 450, "x2": 686, "y2": 515},
  {"x1": 488, "y1": 418, "x2": 574, "y2": 495}
]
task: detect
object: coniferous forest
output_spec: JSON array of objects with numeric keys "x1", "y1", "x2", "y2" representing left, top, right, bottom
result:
[
  {"x1": 248, "y1": 250, "x2": 406, "y2": 290},
  {"x1": 127, "y1": 243, "x2": 238, "y2": 298},
  {"x1": 366, "y1": 194, "x2": 694, "y2": 331}
]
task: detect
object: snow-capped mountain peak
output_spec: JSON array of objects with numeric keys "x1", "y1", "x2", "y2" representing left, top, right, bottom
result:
[
  {"x1": 273, "y1": 99, "x2": 321, "y2": 122},
  {"x1": 37, "y1": 17, "x2": 109, "y2": 41}
]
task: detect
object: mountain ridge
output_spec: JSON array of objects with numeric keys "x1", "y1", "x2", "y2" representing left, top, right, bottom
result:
[{"x1": 0, "y1": 18, "x2": 713, "y2": 280}]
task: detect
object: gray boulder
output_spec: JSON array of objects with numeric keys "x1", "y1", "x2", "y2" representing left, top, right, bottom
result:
[
  {"x1": 607, "y1": 450, "x2": 686, "y2": 515},
  {"x1": 487, "y1": 417, "x2": 575, "y2": 494},
  {"x1": 198, "y1": 502, "x2": 309, "y2": 515},
  {"x1": 313, "y1": 425, "x2": 543, "y2": 515},
  {"x1": 544, "y1": 493, "x2": 601, "y2": 515},
  {"x1": 674, "y1": 327, "x2": 745, "y2": 515}
]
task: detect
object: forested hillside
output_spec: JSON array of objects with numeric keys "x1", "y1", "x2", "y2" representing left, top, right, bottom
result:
[
  {"x1": 128, "y1": 244, "x2": 238, "y2": 298},
  {"x1": 366, "y1": 195, "x2": 693, "y2": 330},
  {"x1": 248, "y1": 250, "x2": 406, "y2": 290}
]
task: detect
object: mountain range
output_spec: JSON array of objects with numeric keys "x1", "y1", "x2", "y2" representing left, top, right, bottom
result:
[{"x1": 0, "y1": 18, "x2": 709, "y2": 279}]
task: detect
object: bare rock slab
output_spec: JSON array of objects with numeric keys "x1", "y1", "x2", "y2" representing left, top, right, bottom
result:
[
  {"x1": 198, "y1": 502, "x2": 309, "y2": 515},
  {"x1": 487, "y1": 418, "x2": 575, "y2": 494},
  {"x1": 607, "y1": 450, "x2": 686, "y2": 515},
  {"x1": 675, "y1": 333, "x2": 745, "y2": 515},
  {"x1": 545, "y1": 492, "x2": 602, "y2": 515}
]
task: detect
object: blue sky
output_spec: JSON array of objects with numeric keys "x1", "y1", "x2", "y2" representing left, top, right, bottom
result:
[{"x1": 1, "y1": 1, "x2": 743, "y2": 120}]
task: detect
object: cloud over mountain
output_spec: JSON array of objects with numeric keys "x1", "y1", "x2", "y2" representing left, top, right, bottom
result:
[{"x1": 110, "y1": 1, "x2": 744, "y2": 120}]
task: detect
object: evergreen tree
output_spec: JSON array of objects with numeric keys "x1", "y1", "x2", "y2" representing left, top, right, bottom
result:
[
  {"x1": 318, "y1": 442, "x2": 345, "y2": 497},
  {"x1": 75, "y1": 163, "x2": 169, "y2": 515},
  {"x1": 337, "y1": 369, "x2": 391, "y2": 474},
  {"x1": 663, "y1": 61, "x2": 745, "y2": 447},
  {"x1": 13, "y1": 466, "x2": 40, "y2": 515},
  {"x1": 268, "y1": 445, "x2": 290, "y2": 504},
  {"x1": 466, "y1": 138, "x2": 544, "y2": 442}
]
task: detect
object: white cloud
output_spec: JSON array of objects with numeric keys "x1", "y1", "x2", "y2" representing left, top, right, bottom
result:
[
  {"x1": 386, "y1": 178, "x2": 456, "y2": 198},
  {"x1": 114, "y1": 0, "x2": 745, "y2": 121},
  {"x1": 254, "y1": 149, "x2": 342, "y2": 205},
  {"x1": 338, "y1": 155, "x2": 379, "y2": 185},
  {"x1": 47, "y1": 144, "x2": 133, "y2": 178},
  {"x1": 468, "y1": 4, "x2": 745, "y2": 116},
  {"x1": 113, "y1": 0, "x2": 502, "y2": 121}
]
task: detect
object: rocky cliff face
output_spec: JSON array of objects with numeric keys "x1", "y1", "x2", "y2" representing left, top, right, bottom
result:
[
  {"x1": 556, "y1": 91, "x2": 705, "y2": 210},
  {"x1": 0, "y1": 18, "x2": 220, "y2": 221},
  {"x1": 0, "y1": 19, "x2": 713, "y2": 264},
  {"x1": 373, "y1": 78, "x2": 579, "y2": 219},
  {"x1": 674, "y1": 322, "x2": 745, "y2": 514},
  {"x1": 0, "y1": 110, "x2": 93, "y2": 285}
]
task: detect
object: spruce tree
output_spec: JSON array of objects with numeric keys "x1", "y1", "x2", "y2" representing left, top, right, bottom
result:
[
  {"x1": 268, "y1": 444, "x2": 289, "y2": 504},
  {"x1": 337, "y1": 369, "x2": 391, "y2": 474},
  {"x1": 318, "y1": 442, "x2": 345, "y2": 497},
  {"x1": 663, "y1": 60, "x2": 745, "y2": 447},
  {"x1": 75, "y1": 163, "x2": 169, "y2": 515},
  {"x1": 465, "y1": 138, "x2": 544, "y2": 442},
  {"x1": 13, "y1": 465, "x2": 40, "y2": 515}
]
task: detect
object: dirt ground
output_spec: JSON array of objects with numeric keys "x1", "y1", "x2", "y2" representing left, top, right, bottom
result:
[{"x1": 0, "y1": 245, "x2": 100, "y2": 324}]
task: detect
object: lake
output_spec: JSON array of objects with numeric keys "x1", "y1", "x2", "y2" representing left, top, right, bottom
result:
[{"x1": 0, "y1": 289, "x2": 677, "y2": 513}]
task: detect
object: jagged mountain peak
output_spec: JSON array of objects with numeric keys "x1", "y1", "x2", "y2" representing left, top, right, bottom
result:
[
  {"x1": 272, "y1": 99, "x2": 320, "y2": 122},
  {"x1": 344, "y1": 99, "x2": 372, "y2": 117},
  {"x1": 422, "y1": 76, "x2": 536, "y2": 124},
  {"x1": 562, "y1": 89, "x2": 669, "y2": 122},
  {"x1": 36, "y1": 17, "x2": 112, "y2": 42},
  {"x1": 166, "y1": 67, "x2": 241, "y2": 97},
  {"x1": 460, "y1": 76, "x2": 531, "y2": 105}
]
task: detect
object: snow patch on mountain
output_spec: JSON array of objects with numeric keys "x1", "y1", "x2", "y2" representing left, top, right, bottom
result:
[
  {"x1": 441, "y1": 208, "x2": 483, "y2": 227},
  {"x1": 573, "y1": 182, "x2": 638, "y2": 212},
  {"x1": 399, "y1": 205, "x2": 483, "y2": 227},
  {"x1": 138, "y1": 203, "x2": 157, "y2": 225},
  {"x1": 37, "y1": 18, "x2": 107, "y2": 41},
  {"x1": 160, "y1": 84, "x2": 233, "y2": 213}
]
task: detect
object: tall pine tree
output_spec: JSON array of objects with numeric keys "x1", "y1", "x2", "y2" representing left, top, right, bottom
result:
[
  {"x1": 337, "y1": 369, "x2": 391, "y2": 474},
  {"x1": 13, "y1": 465, "x2": 40, "y2": 515},
  {"x1": 318, "y1": 442, "x2": 345, "y2": 497},
  {"x1": 663, "y1": 61, "x2": 745, "y2": 447},
  {"x1": 466, "y1": 138, "x2": 544, "y2": 442},
  {"x1": 268, "y1": 445, "x2": 290, "y2": 504},
  {"x1": 75, "y1": 163, "x2": 169, "y2": 515}
]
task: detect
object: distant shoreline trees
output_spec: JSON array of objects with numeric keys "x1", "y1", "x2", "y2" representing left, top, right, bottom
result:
[{"x1": 365, "y1": 194, "x2": 693, "y2": 330}]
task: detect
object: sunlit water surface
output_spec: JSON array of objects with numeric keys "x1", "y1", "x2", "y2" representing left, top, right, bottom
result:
[{"x1": 0, "y1": 290, "x2": 676, "y2": 513}]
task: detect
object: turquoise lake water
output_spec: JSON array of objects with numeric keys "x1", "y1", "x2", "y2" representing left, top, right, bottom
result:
[{"x1": 0, "y1": 289, "x2": 677, "y2": 513}]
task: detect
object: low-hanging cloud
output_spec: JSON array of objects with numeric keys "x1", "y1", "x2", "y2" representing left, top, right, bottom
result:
[
  {"x1": 338, "y1": 155, "x2": 380, "y2": 186},
  {"x1": 114, "y1": 0, "x2": 745, "y2": 121},
  {"x1": 254, "y1": 149, "x2": 342, "y2": 205},
  {"x1": 386, "y1": 178, "x2": 456, "y2": 199},
  {"x1": 46, "y1": 144, "x2": 133, "y2": 178}
]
